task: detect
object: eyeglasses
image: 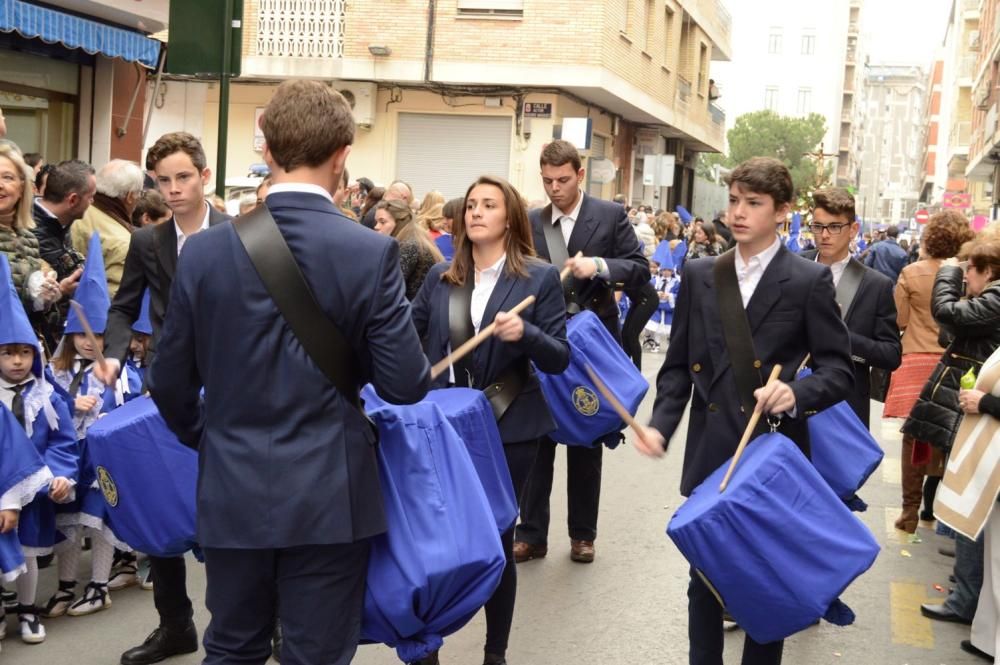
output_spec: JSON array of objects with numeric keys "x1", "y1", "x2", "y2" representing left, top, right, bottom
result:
[{"x1": 807, "y1": 223, "x2": 850, "y2": 236}]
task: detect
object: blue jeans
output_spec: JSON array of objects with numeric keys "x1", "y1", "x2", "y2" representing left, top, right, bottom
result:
[{"x1": 945, "y1": 533, "x2": 986, "y2": 620}]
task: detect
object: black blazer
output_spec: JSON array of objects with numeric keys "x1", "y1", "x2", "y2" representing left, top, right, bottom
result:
[
  {"x1": 800, "y1": 250, "x2": 902, "y2": 426},
  {"x1": 529, "y1": 193, "x2": 648, "y2": 338},
  {"x1": 105, "y1": 206, "x2": 230, "y2": 367},
  {"x1": 650, "y1": 246, "x2": 855, "y2": 496},
  {"x1": 411, "y1": 260, "x2": 570, "y2": 443}
]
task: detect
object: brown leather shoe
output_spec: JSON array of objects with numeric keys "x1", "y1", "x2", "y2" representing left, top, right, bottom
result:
[
  {"x1": 570, "y1": 539, "x2": 595, "y2": 563},
  {"x1": 512, "y1": 541, "x2": 547, "y2": 563}
]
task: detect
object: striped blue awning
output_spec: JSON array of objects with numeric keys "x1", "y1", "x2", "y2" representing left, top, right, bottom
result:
[{"x1": 0, "y1": 0, "x2": 162, "y2": 68}]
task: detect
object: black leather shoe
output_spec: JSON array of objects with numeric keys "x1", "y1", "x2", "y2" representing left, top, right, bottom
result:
[
  {"x1": 961, "y1": 639, "x2": 995, "y2": 662},
  {"x1": 121, "y1": 624, "x2": 198, "y2": 665},
  {"x1": 920, "y1": 603, "x2": 972, "y2": 624}
]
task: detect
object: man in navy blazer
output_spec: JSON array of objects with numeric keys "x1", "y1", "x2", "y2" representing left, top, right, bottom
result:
[
  {"x1": 93, "y1": 131, "x2": 231, "y2": 665},
  {"x1": 148, "y1": 81, "x2": 430, "y2": 665},
  {"x1": 515, "y1": 140, "x2": 648, "y2": 565},
  {"x1": 638, "y1": 158, "x2": 854, "y2": 665},
  {"x1": 800, "y1": 187, "x2": 901, "y2": 427}
]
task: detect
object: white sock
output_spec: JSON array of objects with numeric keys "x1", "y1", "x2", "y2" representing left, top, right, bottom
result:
[
  {"x1": 15, "y1": 556, "x2": 38, "y2": 607},
  {"x1": 54, "y1": 530, "x2": 81, "y2": 585},
  {"x1": 89, "y1": 531, "x2": 114, "y2": 586}
]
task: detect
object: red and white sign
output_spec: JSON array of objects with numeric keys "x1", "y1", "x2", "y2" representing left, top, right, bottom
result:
[
  {"x1": 943, "y1": 192, "x2": 972, "y2": 209},
  {"x1": 914, "y1": 209, "x2": 930, "y2": 224}
]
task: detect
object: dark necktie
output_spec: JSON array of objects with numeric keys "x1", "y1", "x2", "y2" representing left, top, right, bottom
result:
[
  {"x1": 68, "y1": 359, "x2": 94, "y2": 398},
  {"x1": 11, "y1": 383, "x2": 26, "y2": 428}
]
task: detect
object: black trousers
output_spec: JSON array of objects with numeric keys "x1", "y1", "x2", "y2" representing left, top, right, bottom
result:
[
  {"x1": 621, "y1": 282, "x2": 660, "y2": 370},
  {"x1": 202, "y1": 541, "x2": 370, "y2": 665},
  {"x1": 484, "y1": 438, "x2": 541, "y2": 656},
  {"x1": 149, "y1": 555, "x2": 193, "y2": 631},
  {"x1": 516, "y1": 437, "x2": 602, "y2": 544},
  {"x1": 688, "y1": 569, "x2": 783, "y2": 665}
]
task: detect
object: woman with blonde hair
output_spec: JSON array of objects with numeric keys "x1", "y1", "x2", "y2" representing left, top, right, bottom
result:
[
  {"x1": 0, "y1": 144, "x2": 62, "y2": 341},
  {"x1": 374, "y1": 199, "x2": 444, "y2": 300},
  {"x1": 417, "y1": 190, "x2": 446, "y2": 238}
]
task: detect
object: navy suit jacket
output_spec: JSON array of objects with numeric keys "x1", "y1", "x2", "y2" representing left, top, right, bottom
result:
[
  {"x1": 529, "y1": 193, "x2": 648, "y2": 338},
  {"x1": 149, "y1": 192, "x2": 431, "y2": 548},
  {"x1": 650, "y1": 245, "x2": 855, "y2": 496},
  {"x1": 801, "y1": 250, "x2": 902, "y2": 426},
  {"x1": 411, "y1": 260, "x2": 570, "y2": 443}
]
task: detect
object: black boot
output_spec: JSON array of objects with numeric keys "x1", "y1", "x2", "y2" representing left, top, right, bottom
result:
[{"x1": 120, "y1": 623, "x2": 199, "y2": 665}]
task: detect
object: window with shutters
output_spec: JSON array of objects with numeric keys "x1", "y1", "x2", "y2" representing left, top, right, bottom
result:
[
  {"x1": 764, "y1": 86, "x2": 779, "y2": 111},
  {"x1": 767, "y1": 28, "x2": 782, "y2": 55},
  {"x1": 457, "y1": 0, "x2": 524, "y2": 19}
]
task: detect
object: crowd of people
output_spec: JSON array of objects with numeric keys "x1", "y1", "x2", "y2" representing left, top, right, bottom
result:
[{"x1": 0, "y1": 76, "x2": 996, "y2": 665}]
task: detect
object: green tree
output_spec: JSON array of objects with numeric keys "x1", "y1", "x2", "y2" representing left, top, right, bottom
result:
[{"x1": 724, "y1": 110, "x2": 829, "y2": 195}]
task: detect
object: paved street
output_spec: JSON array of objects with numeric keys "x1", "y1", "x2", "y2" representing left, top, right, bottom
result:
[{"x1": 3, "y1": 353, "x2": 988, "y2": 665}]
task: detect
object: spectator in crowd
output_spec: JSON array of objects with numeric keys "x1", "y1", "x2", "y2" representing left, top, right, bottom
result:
[
  {"x1": 209, "y1": 195, "x2": 227, "y2": 214},
  {"x1": 884, "y1": 210, "x2": 975, "y2": 534},
  {"x1": 237, "y1": 192, "x2": 257, "y2": 217},
  {"x1": 865, "y1": 224, "x2": 908, "y2": 282},
  {"x1": 417, "y1": 190, "x2": 445, "y2": 238},
  {"x1": 373, "y1": 198, "x2": 443, "y2": 300},
  {"x1": 631, "y1": 206, "x2": 656, "y2": 259},
  {"x1": 362, "y1": 180, "x2": 413, "y2": 229},
  {"x1": 22, "y1": 152, "x2": 44, "y2": 194},
  {"x1": 31, "y1": 159, "x2": 92, "y2": 294},
  {"x1": 687, "y1": 220, "x2": 724, "y2": 259},
  {"x1": 254, "y1": 176, "x2": 273, "y2": 208},
  {"x1": 35, "y1": 163, "x2": 53, "y2": 199},
  {"x1": 910, "y1": 236, "x2": 1000, "y2": 628},
  {"x1": 131, "y1": 189, "x2": 171, "y2": 228},
  {"x1": 333, "y1": 168, "x2": 357, "y2": 220},
  {"x1": 360, "y1": 186, "x2": 385, "y2": 229},
  {"x1": 353, "y1": 176, "x2": 374, "y2": 216},
  {"x1": 0, "y1": 144, "x2": 62, "y2": 347},
  {"x1": 613, "y1": 193, "x2": 627, "y2": 207},
  {"x1": 70, "y1": 159, "x2": 144, "y2": 298},
  {"x1": 713, "y1": 210, "x2": 734, "y2": 248},
  {"x1": 435, "y1": 196, "x2": 462, "y2": 261}
]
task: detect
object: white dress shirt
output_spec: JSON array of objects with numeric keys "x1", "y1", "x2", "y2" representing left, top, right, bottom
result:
[
  {"x1": 175, "y1": 202, "x2": 211, "y2": 256},
  {"x1": 551, "y1": 190, "x2": 585, "y2": 247},
  {"x1": 815, "y1": 253, "x2": 851, "y2": 288},
  {"x1": 0, "y1": 375, "x2": 31, "y2": 413},
  {"x1": 471, "y1": 254, "x2": 507, "y2": 334},
  {"x1": 734, "y1": 235, "x2": 782, "y2": 308}
]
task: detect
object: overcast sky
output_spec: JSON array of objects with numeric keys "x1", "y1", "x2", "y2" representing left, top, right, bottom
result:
[{"x1": 863, "y1": 0, "x2": 953, "y2": 67}]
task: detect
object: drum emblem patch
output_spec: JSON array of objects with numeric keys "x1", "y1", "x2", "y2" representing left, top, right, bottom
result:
[
  {"x1": 97, "y1": 466, "x2": 119, "y2": 508},
  {"x1": 573, "y1": 386, "x2": 600, "y2": 416}
]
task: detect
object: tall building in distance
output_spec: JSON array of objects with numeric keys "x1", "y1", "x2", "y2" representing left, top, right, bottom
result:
[
  {"x1": 711, "y1": 0, "x2": 864, "y2": 187},
  {"x1": 857, "y1": 64, "x2": 927, "y2": 225}
]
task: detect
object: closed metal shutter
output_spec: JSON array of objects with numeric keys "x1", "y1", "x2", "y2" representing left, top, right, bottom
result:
[
  {"x1": 587, "y1": 134, "x2": 607, "y2": 198},
  {"x1": 396, "y1": 113, "x2": 512, "y2": 200}
]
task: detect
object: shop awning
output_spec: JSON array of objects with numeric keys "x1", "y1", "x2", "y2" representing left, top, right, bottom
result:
[{"x1": 0, "y1": 0, "x2": 161, "y2": 68}]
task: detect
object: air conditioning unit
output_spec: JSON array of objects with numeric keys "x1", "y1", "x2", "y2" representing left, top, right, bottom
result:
[
  {"x1": 977, "y1": 85, "x2": 991, "y2": 110},
  {"x1": 335, "y1": 81, "x2": 377, "y2": 129}
]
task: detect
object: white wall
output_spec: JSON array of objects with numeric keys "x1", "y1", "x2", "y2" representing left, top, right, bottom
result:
[{"x1": 142, "y1": 80, "x2": 210, "y2": 169}]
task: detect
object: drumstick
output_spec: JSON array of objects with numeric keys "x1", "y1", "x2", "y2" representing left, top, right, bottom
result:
[
  {"x1": 584, "y1": 363, "x2": 656, "y2": 450},
  {"x1": 560, "y1": 251, "x2": 584, "y2": 281},
  {"x1": 430, "y1": 295, "x2": 537, "y2": 380},
  {"x1": 69, "y1": 300, "x2": 109, "y2": 374},
  {"x1": 719, "y1": 364, "x2": 783, "y2": 492}
]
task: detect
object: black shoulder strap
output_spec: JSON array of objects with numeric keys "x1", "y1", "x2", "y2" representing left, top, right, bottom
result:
[
  {"x1": 233, "y1": 205, "x2": 361, "y2": 411},
  {"x1": 541, "y1": 204, "x2": 570, "y2": 269},
  {"x1": 448, "y1": 278, "x2": 476, "y2": 387},
  {"x1": 713, "y1": 249, "x2": 764, "y2": 420},
  {"x1": 835, "y1": 259, "x2": 865, "y2": 320}
]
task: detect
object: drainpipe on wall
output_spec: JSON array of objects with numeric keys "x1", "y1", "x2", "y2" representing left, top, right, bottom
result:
[{"x1": 424, "y1": 0, "x2": 437, "y2": 82}]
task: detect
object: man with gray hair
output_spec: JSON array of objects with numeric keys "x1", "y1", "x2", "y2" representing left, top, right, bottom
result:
[
  {"x1": 361, "y1": 179, "x2": 412, "y2": 228},
  {"x1": 71, "y1": 159, "x2": 144, "y2": 297}
]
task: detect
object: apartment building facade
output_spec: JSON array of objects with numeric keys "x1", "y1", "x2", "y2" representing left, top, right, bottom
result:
[
  {"x1": 147, "y1": 0, "x2": 732, "y2": 207},
  {"x1": 966, "y1": 0, "x2": 1000, "y2": 219}
]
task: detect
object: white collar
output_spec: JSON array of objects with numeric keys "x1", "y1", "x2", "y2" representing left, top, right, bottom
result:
[
  {"x1": 34, "y1": 200, "x2": 58, "y2": 220},
  {"x1": 266, "y1": 183, "x2": 335, "y2": 205},
  {"x1": 174, "y1": 201, "x2": 211, "y2": 240},
  {"x1": 475, "y1": 253, "x2": 507, "y2": 276},
  {"x1": 551, "y1": 190, "x2": 585, "y2": 225},
  {"x1": 815, "y1": 252, "x2": 851, "y2": 271},
  {"x1": 735, "y1": 235, "x2": 782, "y2": 273},
  {"x1": 0, "y1": 375, "x2": 33, "y2": 390}
]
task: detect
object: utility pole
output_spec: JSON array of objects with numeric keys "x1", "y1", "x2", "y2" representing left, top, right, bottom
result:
[{"x1": 215, "y1": 0, "x2": 234, "y2": 199}]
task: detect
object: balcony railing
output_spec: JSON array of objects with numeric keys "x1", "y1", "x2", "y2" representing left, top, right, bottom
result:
[
  {"x1": 256, "y1": 0, "x2": 347, "y2": 59},
  {"x1": 709, "y1": 102, "x2": 725, "y2": 126},
  {"x1": 959, "y1": 54, "x2": 977, "y2": 81},
  {"x1": 951, "y1": 120, "x2": 972, "y2": 147},
  {"x1": 677, "y1": 75, "x2": 692, "y2": 113},
  {"x1": 694, "y1": 0, "x2": 732, "y2": 44}
]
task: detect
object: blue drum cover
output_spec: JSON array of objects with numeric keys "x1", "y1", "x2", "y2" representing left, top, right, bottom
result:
[
  {"x1": 360, "y1": 395, "x2": 506, "y2": 662},
  {"x1": 0, "y1": 532, "x2": 24, "y2": 582},
  {"x1": 535, "y1": 311, "x2": 648, "y2": 447},
  {"x1": 667, "y1": 433, "x2": 880, "y2": 644},
  {"x1": 86, "y1": 396, "x2": 198, "y2": 557},
  {"x1": 1, "y1": 405, "x2": 49, "y2": 580},
  {"x1": 798, "y1": 368, "x2": 884, "y2": 502},
  {"x1": 421, "y1": 388, "x2": 517, "y2": 533}
]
